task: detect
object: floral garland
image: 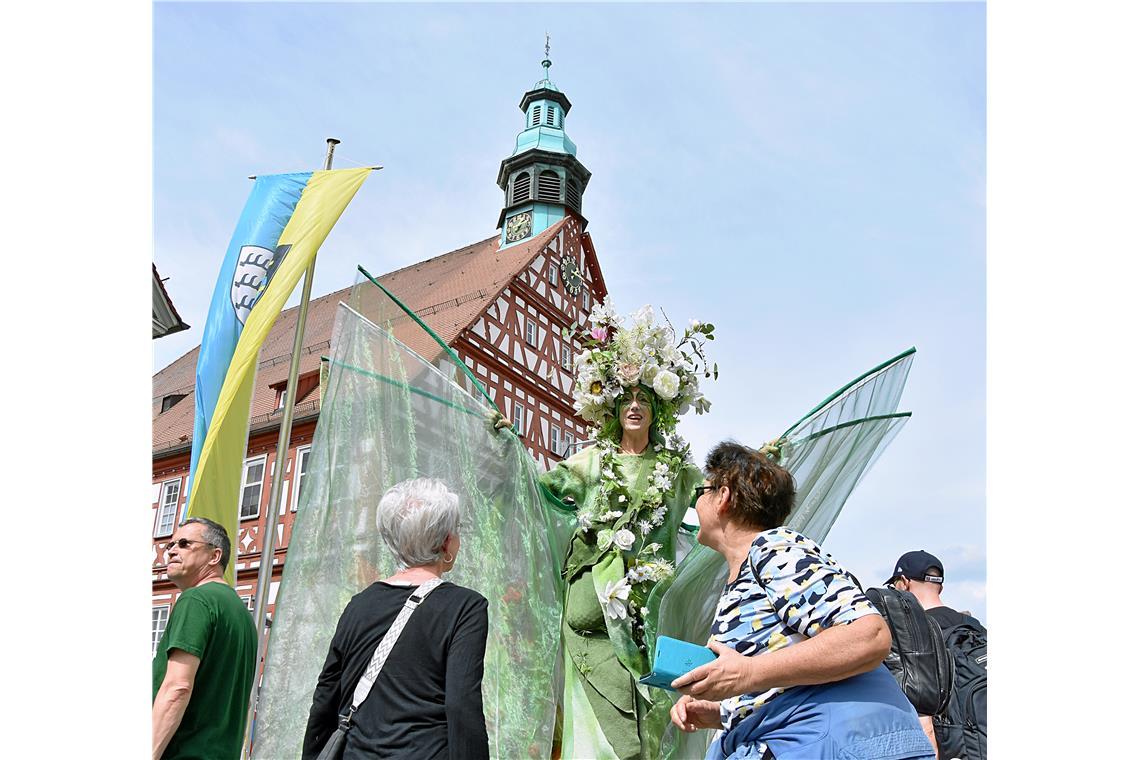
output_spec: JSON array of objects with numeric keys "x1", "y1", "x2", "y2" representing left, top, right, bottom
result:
[{"x1": 588, "y1": 437, "x2": 682, "y2": 639}]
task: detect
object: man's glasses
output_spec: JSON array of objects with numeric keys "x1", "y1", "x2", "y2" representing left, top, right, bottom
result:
[
  {"x1": 690, "y1": 484, "x2": 717, "y2": 506},
  {"x1": 164, "y1": 538, "x2": 214, "y2": 552}
]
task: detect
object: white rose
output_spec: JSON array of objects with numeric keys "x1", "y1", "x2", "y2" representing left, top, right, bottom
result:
[
  {"x1": 614, "y1": 528, "x2": 636, "y2": 551},
  {"x1": 652, "y1": 370, "x2": 680, "y2": 400}
]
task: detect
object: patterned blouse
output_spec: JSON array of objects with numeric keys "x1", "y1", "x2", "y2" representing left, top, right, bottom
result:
[{"x1": 711, "y1": 527, "x2": 877, "y2": 731}]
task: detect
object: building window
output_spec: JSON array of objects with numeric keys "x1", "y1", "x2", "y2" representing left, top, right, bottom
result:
[
  {"x1": 525, "y1": 318, "x2": 537, "y2": 347},
  {"x1": 241, "y1": 595, "x2": 257, "y2": 615},
  {"x1": 583, "y1": 291, "x2": 591, "y2": 310},
  {"x1": 549, "y1": 263, "x2": 558, "y2": 285},
  {"x1": 239, "y1": 456, "x2": 266, "y2": 519},
  {"x1": 561, "y1": 342, "x2": 572, "y2": 371},
  {"x1": 551, "y1": 425, "x2": 561, "y2": 455},
  {"x1": 546, "y1": 106, "x2": 556, "y2": 126},
  {"x1": 531, "y1": 105, "x2": 541, "y2": 126},
  {"x1": 160, "y1": 394, "x2": 186, "y2": 413},
  {"x1": 154, "y1": 479, "x2": 181, "y2": 538},
  {"x1": 511, "y1": 172, "x2": 531, "y2": 205},
  {"x1": 512, "y1": 402, "x2": 525, "y2": 434},
  {"x1": 152, "y1": 605, "x2": 170, "y2": 657},
  {"x1": 537, "y1": 170, "x2": 561, "y2": 203},
  {"x1": 292, "y1": 447, "x2": 311, "y2": 512}
]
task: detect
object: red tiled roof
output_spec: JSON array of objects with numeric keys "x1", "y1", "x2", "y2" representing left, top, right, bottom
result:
[{"x1": 152, "y1": 221, "x2": 569, "y2": 454}]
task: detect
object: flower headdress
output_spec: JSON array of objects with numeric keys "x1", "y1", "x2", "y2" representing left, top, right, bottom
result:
[{"x1": 570, "y1": 296, "x2": 716, "y2": 440}]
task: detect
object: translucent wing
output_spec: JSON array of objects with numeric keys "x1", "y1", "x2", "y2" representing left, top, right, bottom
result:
[
  {"x1": 252, "y1": 273, "x2": 570, "y2": 759},
  {"x1": 780, "y1": 347, "x2": 914, "y2": 541}
]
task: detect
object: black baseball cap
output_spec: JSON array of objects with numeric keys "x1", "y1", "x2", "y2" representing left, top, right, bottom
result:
[{"x1": 886, "y1": 550, "x2": 944, "y2": 585}]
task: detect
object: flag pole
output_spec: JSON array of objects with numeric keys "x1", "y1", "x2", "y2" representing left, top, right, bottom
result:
[{"x1": 241, "y1": 137, "x2": 340, "y2": 758}]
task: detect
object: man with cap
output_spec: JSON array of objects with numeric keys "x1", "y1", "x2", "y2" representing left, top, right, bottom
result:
[
  {"x1": 886, "y1": 549, "x2": 980, "y2": 633},
  {"x1": 888, "y1": 550, "x2": 987, "y2": 760}
]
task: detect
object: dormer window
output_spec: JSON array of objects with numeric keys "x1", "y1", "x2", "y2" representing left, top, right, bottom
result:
[{"x1": 160, "y1": 393, "x2": 187, "y2": 413}]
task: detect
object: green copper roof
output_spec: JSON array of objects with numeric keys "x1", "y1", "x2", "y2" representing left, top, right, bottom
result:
[{"x1": 513, "y1": 125, "x2": 577, "y2": 157}]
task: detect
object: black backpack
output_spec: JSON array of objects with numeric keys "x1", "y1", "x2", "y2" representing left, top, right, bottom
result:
[
  {"x1": 864, "y1": 587, "x2": 954, "y2": 716},
  {"x1": 933, "y1": 617, "x2": 987, "y2": 760}
]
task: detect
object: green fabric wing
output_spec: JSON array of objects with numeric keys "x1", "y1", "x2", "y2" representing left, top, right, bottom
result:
[{"x1": 251, "y1": 277, "x2": 571, "y2": 759}]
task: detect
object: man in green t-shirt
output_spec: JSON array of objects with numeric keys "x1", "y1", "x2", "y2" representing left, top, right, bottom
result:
[{"x1": 153, "y1": 517, "x2": 257, "y2": 760}]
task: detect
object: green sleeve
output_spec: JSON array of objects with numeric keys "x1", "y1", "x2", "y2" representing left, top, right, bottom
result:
[
  {"x1": 539, "y1": 447, "x2": 593, "y2": 511},
  {"x1": 672, "y1": 463, "x2": 703, "y2": 533},
  {"x1": 162, "y1": 591, "x2": 213, "y2": 659}
]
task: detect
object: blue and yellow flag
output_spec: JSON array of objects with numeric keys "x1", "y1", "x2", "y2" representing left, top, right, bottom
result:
[{"x1": 186, "y1": 168, "x2": 370, "y2": 582}]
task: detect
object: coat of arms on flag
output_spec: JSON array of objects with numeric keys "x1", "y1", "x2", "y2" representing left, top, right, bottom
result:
[{"x1": 231, "y1": 243, "x2": 291, "y2": 324}]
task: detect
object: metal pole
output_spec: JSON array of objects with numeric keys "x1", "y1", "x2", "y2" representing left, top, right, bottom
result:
[{"x1": 241, "y1": 138, "x2": 340, "y2": 758}]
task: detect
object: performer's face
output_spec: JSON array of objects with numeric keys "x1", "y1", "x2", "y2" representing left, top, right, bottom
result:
[{"x1": 619, "y1": 387, "x2": 653, "y2": 435}]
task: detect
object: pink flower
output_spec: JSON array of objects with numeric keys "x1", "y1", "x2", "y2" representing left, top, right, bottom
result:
[{"x1": 590, "y1": 326, "x2": 609, "y2": 342}]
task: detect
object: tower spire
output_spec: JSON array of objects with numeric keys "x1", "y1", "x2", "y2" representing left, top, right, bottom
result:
[{"x1": 496, "y1": 46, "x2": 591, "y2": 247}]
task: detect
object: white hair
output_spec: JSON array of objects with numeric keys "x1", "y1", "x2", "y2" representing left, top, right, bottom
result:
[{"x1": 376, "y1": 477, "x2": 460, "y2": 569}]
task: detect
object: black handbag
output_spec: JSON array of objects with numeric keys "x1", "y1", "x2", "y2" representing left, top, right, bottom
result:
[{"x1": 314, "y1": 578, "x2": 444, "y2": 760}]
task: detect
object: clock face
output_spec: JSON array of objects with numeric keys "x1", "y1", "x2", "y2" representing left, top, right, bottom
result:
[
  {"x1": 505, "y1": 211, "x2": 532, "y2": 242},
  {"x1": 560, "y1": 254, "x2": 584, "y2": 295}
]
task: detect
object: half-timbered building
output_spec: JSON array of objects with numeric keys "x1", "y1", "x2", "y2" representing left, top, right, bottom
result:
[{"x1": 151, "y1": 57, "x2": 607, "y2": 652}]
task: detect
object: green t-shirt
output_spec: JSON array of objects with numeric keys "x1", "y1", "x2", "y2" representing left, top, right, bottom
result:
[{"x1": 152, "y1": 581, "x2": 257, "y2": 760}]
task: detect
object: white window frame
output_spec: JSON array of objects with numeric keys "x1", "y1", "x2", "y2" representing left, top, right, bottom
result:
[
  {"x1": 154, "y1": 478, "x2": 181, "y2": 538},
  {"x1": 152, "y1": 604, "x2": 170, "y2": 657},
  {"x1": 525, "y1": 318, "x2": 537, "y2": 347},
  {"x1": 583, "y1": 291, "x2": 591, "y2": 310},
  {"x1": 551, "y1": 425, "x2": 561, "y2": 455},
  {"x1": 512, "y1": 402, "x2": 525, "y2": 433},
  {"x1": 549, "y1": 263, "x2": 558, "y2": 285},
  {"x1": 292, "y1": 446, "x2": 311, "y2": 512},
  {"x1": 239, "y1": 455, "x2": 267, "y2": 520},
  {"x1": 561, "y1": 342, "x2": 572, "y2": 371}
]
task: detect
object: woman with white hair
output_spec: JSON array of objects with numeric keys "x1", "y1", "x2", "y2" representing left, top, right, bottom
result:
[{"x1": 302, "y1": 478, "x2": 489, "y2": 759}]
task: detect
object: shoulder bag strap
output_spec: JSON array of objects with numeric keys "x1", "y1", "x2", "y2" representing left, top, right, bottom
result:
[{"x1": 349, "y1": 577, "x2": 445, "y2": 710}]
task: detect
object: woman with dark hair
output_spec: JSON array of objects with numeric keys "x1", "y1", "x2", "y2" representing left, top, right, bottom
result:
[{"x1": 670, "y1": 441, "x2": 934, "y2": 760}]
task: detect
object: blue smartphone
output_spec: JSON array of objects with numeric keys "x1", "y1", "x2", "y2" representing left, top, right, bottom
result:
[{"x1": 638, "y1": 635, "x2": 716, "y2": 691}]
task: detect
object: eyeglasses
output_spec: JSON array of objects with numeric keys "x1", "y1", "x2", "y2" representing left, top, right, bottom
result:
[
  {"x1": 164, "y1": 538, "x2": 214, "y2": 552},
  {"x1": 690, "y1": 484, "x2": 717, "y2": 506}
]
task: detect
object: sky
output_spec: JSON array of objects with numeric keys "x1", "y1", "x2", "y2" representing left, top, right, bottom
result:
[{"x1": 153, "y1": 2, "x2": 987, "y2": 621}]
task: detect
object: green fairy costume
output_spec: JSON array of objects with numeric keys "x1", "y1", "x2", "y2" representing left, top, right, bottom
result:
[
  {"x1": 249, "y1": 273, "x2": 915, "y2": 760},
  {"x1": 543, "y1": 445, "x2": 702, "y2": 759}
]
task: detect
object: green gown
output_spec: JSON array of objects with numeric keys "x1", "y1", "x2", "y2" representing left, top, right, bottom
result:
[{"x1": 542, "y1": 446, "x2": 702, "y2": 760}]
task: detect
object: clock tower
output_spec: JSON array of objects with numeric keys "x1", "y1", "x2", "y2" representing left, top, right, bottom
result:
[{"x1": 497, "y1": 44, "x2": 591, "y2": 248}]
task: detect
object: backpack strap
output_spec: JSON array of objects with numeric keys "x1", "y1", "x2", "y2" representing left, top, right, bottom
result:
[{"x1": 349, "y1": 578, "x2": 445, "y2": 710}]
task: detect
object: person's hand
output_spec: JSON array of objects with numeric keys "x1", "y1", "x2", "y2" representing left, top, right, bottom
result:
[
  {"x1": 671, "y1": 640, "x2": 757, "y2": 701},
  {"x1": 486, "y1": 410, "x2": 512, "y2": 433},
  {"x1": 669, "y1": 694, "x2": 722, "y2": 733}
]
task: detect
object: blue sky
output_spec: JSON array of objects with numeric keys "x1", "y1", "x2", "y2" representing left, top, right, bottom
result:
[{"x1": 153, "y1": 2, "x2": 986, "y2": 620}]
